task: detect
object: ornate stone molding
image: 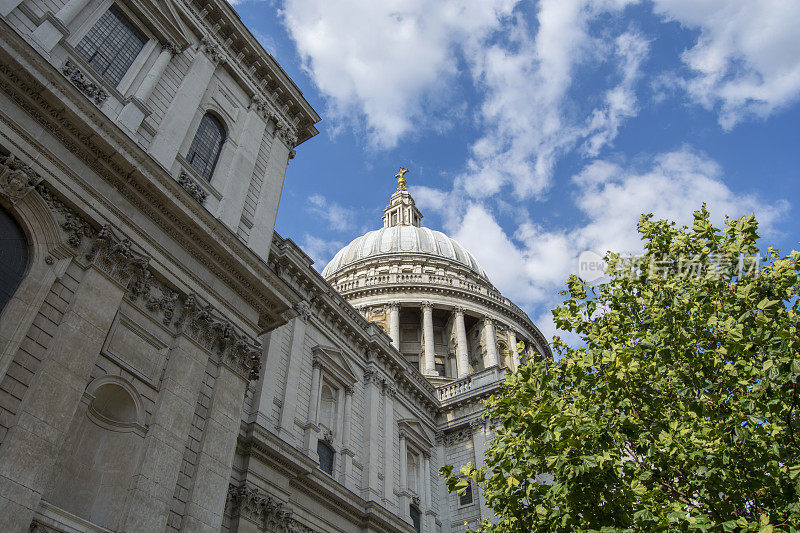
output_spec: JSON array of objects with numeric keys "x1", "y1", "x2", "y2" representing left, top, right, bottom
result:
[
  {"x1": 178, "y1": 171, "x2": 208, "y2": 203},
  {"x1": 0, "y1": 153, "x2": 42, "y2": 204},
  {"x1": 420, "y1": 300, "x2": 433, "y2": 310},
  {"x1": 176, "y1": 293, "x2": 262, "y2": 380},
  {"x1": 227, "y1": 484, "x2": 321, "y2": 532},
  {"x1": 60, "y1": 60, "x2": 108, "y2": 106},
  {"x1": 276, "y1": 123, "x2": 298, "y2": 148},
  {"x1": 33, "y1": 183, "x2": 94, "y2": 247},
  {"x1": 363, "y1": 367, "x2": 382, "y2": 386}
]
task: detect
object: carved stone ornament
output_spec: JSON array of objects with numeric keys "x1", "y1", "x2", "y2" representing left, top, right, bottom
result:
[
  {"x1": 35, "y1": 184, "x2": 95, "y2": 248},
  {"x1": 61, "y1": 59, "x2": 108, "y2": 106},
  {"x1": 175, "y1": 293, "x2": 263, "y2": 380},
  {"x1": 321, "y1": 429, "x2": 334, "y2": 445},
  {"x1": 87, "y1": 224, "x2": 150, "y2": 286},
  {"x1": 294, "y1": 300, "x2": 312, "y2": 322},
  {"x1": 200, "y1": 36, "x2": 225, "y2": 65},
  {"x1": 412, "y1": 495, "x2": 421, "y2": 507},
  {"x1": 276, "y1": 123, "x2": 298, "y2": 148},
  {"x1": 0, "y1": 154, "x2": 42, "y2": 204},
  {"x1": 226, "y1": 484, "x2": 320, "y2": 532},
  {"x1": 162, "y1": 41, "x2": 181, "y2": 55},
  {"x1": 178, "y1": 171, "x2": 208, "y2": 203}
]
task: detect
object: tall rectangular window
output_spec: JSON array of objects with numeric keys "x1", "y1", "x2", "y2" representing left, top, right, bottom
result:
[{"x1": 76, "y1": 5, "x2": 146, "y2": 87}]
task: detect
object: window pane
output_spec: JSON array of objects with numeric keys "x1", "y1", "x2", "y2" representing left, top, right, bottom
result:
[
  {"x1": 410, "y1": 505, "x2": 421, "y2": 533},
  {"x1": 459, "y1": 480, "x2": 473, "y2": 506},
  {"x1": 76, "y1": 5, "x2": 147, "y2": 87},
  {"x1": 0, "y1": 206, "x2": 28, "y2": 314},
  {"x1": 187, "y1": 113, "x2": 225, "y2": 181},
  {"x1": 317, "y1": 441, "x2": 334, "y2": 475}
]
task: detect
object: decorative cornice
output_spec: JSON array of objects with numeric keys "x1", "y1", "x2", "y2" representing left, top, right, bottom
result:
[
  {"x1": 60, "y1": 59, "x2": 108, "y2": 106},
  {"x1": 0, "y1": 153, "x2": 42, "y2": 204},
  {"x1": 34, "y1": 184, "x2": 264, "y2": 381},
  {"x1": 178, "y1": 171, "x2": 208, "y2": 203}
]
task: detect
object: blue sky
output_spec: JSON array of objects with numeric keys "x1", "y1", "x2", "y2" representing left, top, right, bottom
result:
[{"x1": 228, "y1": 0, "x2": 800, "y2": 340}]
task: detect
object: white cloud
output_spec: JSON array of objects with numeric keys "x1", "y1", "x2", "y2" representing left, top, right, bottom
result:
[
  {"x1": 301, "y1": 234, "x2": 344, "y2": 270},
  {"x1": 442, "y1": 148, "x2": 787, "y2": 340},
  {"x1": 306, "y1": 193, "x2": 356, "y2": 231},
  {"x1": 281, "y1": 0, "x2": 519, "y2": 148},
  {"x1": 652, "y1": 0, "x2": 800, "y2": 128}
]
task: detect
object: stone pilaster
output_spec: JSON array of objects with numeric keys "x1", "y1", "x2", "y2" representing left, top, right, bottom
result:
[
  {"x1": 0, "y1": 261, "x2": 127, "y2": 532},
  {"x1": 339, "y1": 386, "x2": 354, "y2": 487},
  {"x1": 121, "y1": 334, "x2": 210, "y2": 531},
  {"x1": 181, "y1": 364, "x2": 249, "y2": 531},
  {"x1": 215, "y1": 101, "x2": 267, "y2": 230},
  {"x1": 398, "y1": 430, "x2": 408, "y2": 513},
  {"x1": 118, "y1": 44, "x2": 176, "y2": 133},
  {"x1": 382, "y1": 381, "x2": 396, "y2": 506},
  {"x1": 361, "y1": 366, "x2": 383, "y2": 501},
  {"x1": 277, "y1": 303, "x2": 310, "y2": 443},
  {"x1": 149, "y1": 46, "x2": 218, "y2": 169}
]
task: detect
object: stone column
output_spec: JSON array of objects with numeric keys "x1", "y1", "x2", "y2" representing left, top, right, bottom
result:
[
  {"x1": 361, "y1": 367, "x2": 382, "y2": 501},
  {"x1": 453, "y1": 307, "x2": 470, "y2": 378},
  {"x1": 29, "y1": 0, "x2": 92, "y2": 50},
  {"x1": 303, "y1": 358, "x2": 322, "y2": 458},
  {"x1": 421, "y1": 302, "x2": 436, "y2": 375},
  {"x1": 277, "y1": 303, "x2": 310, "y2": 443},
  {"x1": 182, "y1": 364, "x2": 249, "y2": 531},
  {"x1": 382, "y1": 382, "x2": 396, "y2": 506},
  {"x1": 118, "y1": 44, "x2": 175, "y2": 132},
  {"x1": 507, "y1": 329, "x2": 519, "y2": 371},
  {"x1": 388, "y1": 302, "x2": 400, "y2": 351},
  {"x1": 398, "y1": 430, "x2": 408, "y2": 513},
  {"x1": 215, "y1": 101, "x2": 267, "y2": 230},
  {"x1": 248, "y1": 325, "x2": 286, "y2": 427},
  {"x1": 122, "y1": 334, "x2": 210, "y2": 531},
  {"x1": 339, "y1": 386, "x2": 354, "y2": 486},
  {"x1": 0, "y1": 265, "x2": 125, "y2": 532},
  {"x1": 149, "y1": 43, "x2": 219, "y2": 169},
  {"x1": 483, "y1": 317, "x2": 499, "y2": 368}
]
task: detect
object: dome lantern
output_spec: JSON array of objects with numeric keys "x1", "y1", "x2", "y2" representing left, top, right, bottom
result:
[{"x1": 383, "y1": 167, "x2": 423, "y2": 228}]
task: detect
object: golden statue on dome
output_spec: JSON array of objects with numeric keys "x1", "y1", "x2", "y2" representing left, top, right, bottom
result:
[{"x1": 394, "y1": 167, "x2": 409, "y2": 190}]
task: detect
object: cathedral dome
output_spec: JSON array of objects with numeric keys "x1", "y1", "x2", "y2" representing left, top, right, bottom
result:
[{"x1": 321, "y1": 225, "x2": 489, "y2": 281}]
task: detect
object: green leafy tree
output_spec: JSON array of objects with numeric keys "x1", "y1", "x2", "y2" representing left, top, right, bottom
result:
[{"x1": 441, "y1": 208, "x2": 800, "y2": 532}]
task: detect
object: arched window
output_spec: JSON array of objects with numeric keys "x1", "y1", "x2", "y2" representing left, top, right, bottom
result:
[
  {"x1": 317, "y1": 440, "x2": 334, "y2": 475},
  {"x1": 319, "y1": 384, "x2": 336, "y2": 431},
  {"x1": 187, "y1": 113, "x2": 225, "y2": 181},
  {"x1": 0, "y1": 207, "x2": 28, "y2": 315}
]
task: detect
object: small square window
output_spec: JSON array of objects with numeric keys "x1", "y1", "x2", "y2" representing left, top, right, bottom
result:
[
  {"x1": 410, "y1": 505, "x2": 421, "y2": 533},
  {"x1": 459, "y1": 479, "x2": 473, "y2": 506},
  {"x1": 317, "y1": 441, "x2": 334, "y2": 475}
]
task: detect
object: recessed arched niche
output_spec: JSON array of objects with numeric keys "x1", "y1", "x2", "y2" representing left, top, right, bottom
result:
[{"x1": 46, "y1": 376, "x2": 146, "y2": 530}]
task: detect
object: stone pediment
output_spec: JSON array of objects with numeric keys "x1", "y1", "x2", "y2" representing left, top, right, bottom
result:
[
  {"x1": 311, "y1": 345, "x2": 358, "y2": 387},
  {"x1": 398, "y1": 418, "x2": 434, "y2": 450}
]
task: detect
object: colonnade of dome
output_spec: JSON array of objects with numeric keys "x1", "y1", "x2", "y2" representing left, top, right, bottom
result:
[{"x1": 322, "y1": 172, "x2": 549, "y2": 385}]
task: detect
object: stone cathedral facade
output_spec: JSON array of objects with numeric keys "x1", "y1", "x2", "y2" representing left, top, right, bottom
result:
[{"x1": 0, "y1": 1, "x2": 550, "y2": 532}]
